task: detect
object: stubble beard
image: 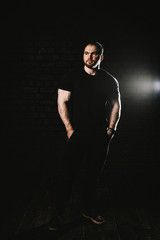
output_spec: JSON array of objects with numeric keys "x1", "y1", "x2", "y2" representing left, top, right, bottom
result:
[{"x1": 84, "y1": 60, "x2": 98, "y2": 69}]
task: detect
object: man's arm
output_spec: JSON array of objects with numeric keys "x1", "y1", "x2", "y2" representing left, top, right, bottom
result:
[
  {"x1": 107, "y1": 94, "x2": 121, "y2": 136},
  {"x1": 57, "y1": 89, "x2": 74, "y2": 139}
]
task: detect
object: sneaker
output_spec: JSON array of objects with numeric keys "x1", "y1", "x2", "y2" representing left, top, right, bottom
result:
[
  {"x1": 48, "y1": 215, "x2": 62, "y2": 231},
  {"x1": 82, "y1": 212, "x2": 105, "y2": 225}
]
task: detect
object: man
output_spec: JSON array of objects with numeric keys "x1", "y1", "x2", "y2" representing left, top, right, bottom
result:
[{"x1": 48, "y1": 41, "x2": 121, "y2": 231}]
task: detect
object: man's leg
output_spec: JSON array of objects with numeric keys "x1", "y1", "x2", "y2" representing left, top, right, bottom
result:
[
  {"x1": 48, "y1": 131, "x2": 83, "y2": 230},
  {"x1": 82, "y1": 132, "x2": 111, "y2": 224}
]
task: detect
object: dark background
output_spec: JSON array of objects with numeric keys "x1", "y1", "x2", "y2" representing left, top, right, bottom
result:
[{"x1": 1, "y1": 0, "x2": 160, "y2": 230}]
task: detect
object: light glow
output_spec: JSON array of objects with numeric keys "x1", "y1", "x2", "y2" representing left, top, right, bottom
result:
[
  {"x1": 123, "y1": 69, "x2": 160, "y2": 99},
  {"x1": 153, "y1": 80, "x2": 160, "y2": 92}
]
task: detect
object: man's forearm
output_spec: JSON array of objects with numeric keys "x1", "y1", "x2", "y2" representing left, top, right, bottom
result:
[
  {"x1": 109, "y1": 100, "x2": 121, "y2": 131},
  {"x1": 58, "y1": 102, "x2": 73, "y2": 132}
]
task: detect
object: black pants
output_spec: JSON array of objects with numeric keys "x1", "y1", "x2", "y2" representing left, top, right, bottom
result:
[{"x1": 55, "y1": 130, "x2": 111, "y2": 215}]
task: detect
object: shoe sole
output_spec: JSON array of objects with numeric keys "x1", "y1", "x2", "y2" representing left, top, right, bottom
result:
[
  {"x1": 82, "y1": 213, "x2": 105, "y2": 225},
  {"x1": 48, "y1": 226, "x2": 57, "y2": 231}
]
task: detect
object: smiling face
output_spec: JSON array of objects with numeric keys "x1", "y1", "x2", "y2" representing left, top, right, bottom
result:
[{"x1": 83, "y1": 44, "x2": 103, "y2": 69}]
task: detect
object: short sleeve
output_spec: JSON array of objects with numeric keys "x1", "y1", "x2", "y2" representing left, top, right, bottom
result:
[
  {"x1": 108, "y1": 75, "x2": 120, "y2": 100},
  {"x1": 58, "y1": 72, "x2": 73, "y2": 91}
]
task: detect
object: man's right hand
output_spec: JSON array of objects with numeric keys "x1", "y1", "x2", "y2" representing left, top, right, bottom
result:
[{"x1": 67, "y1": 128, "x2": 74, "y2": 139}]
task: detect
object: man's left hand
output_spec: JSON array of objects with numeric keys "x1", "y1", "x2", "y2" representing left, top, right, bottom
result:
[
  {"x1": 107, "y1": 128, "x2": 115, "y2": 138},
  {"x1": 107, "y1": 130, "x2": 112, "y2": 137}
]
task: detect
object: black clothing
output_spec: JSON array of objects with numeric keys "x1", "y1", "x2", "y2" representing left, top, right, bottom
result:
[
  {"x1": 54, "y1": 68, "x2": 120, "y2": 218},
  {"x1": 59, "y1": 68, "x2": 120, "y2": 131},
  {"x1": 55, "y1": 130, "x2": 112, "y2": 215}
]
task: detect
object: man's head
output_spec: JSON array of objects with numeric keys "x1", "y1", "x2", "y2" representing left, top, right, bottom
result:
[{"x1": 83, "y1": 42, "x2": 104, "y2": 69}]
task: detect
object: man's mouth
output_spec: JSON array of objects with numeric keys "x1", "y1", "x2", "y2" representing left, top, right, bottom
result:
[{"x1": 87, "y1": 60, "x2": 94, "y2": 64}]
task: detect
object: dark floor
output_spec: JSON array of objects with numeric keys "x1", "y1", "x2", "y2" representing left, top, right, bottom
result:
[
  {"x1": 1, "y1": 125, "x2": 160, "y2": 240},
  {"x1": 1, "y1": 165, "x2": 160, "y2": 240}
]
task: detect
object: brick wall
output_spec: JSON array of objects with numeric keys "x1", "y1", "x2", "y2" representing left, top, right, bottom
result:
[
  {"x1": 2, "y1": 35, "x2": 85, "y2": 198},
  {"x1": 2, "y1": 4, "x2": 160, "y2": 217},
  {"x1": 2, "y1": 17, "x2": 159, "y2": 200},
  {"x1": 7, "y1": 38, "x2": 82, "y2": 136}
]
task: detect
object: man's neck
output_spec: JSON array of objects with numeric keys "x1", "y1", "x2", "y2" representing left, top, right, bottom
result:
[{"x1": 84, "y1": 65, "x2": 99, "y2": 75}]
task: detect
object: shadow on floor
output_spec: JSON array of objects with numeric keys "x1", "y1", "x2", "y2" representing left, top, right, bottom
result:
[{"x1": 7, "y1": 216, "x2": 85, "y2": 240}]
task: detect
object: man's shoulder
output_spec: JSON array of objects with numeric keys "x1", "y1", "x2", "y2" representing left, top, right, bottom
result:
[
  {"x1": 59, "y1": 68, "x2": 83, "y2": 91},
  {"x1": 99, "y1": 69, "x2": 119, "y2": 84}
]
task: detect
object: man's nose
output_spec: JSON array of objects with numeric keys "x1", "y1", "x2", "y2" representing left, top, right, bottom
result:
[{"x1": 88, "y1": 53, "x2": 92, "y2": 59}]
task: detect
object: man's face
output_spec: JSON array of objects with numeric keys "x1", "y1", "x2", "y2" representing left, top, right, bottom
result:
[{"x1": 83, "y1": 44, "x2": 101, "y2": 69}]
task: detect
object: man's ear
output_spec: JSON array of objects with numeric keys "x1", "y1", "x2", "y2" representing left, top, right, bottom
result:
[{"x1": 100, "y1": 55, "x2": 104, "y2": 61}]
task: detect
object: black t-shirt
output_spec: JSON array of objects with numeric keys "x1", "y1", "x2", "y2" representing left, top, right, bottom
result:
[{"x1": 59, "y1": 68, "x2": 120, "y2": 131}]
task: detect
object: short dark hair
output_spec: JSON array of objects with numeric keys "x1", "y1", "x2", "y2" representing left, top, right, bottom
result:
[{"x1": 83, "y1": 41, "x2": 104, "y2": 55}]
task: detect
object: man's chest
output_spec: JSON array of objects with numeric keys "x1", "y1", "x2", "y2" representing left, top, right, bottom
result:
[{"x1": 72, "y1": 78, "x2": 109, "y2": 102}]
